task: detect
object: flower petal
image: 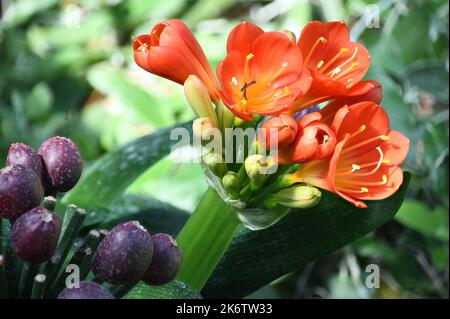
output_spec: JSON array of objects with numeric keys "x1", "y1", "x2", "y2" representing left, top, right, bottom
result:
[{"x1": 227, "y1": 22, "x2": 264, "y2": 56}]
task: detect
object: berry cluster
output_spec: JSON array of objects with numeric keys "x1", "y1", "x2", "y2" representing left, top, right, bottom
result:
[{"x1": 1, "y1": 137, "x2": 182, "y2": 299}]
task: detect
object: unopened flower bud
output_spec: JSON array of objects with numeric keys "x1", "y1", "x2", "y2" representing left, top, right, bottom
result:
[
  {"x1": 268, "y1": 185, "x2": 321, "y2": 209},
  {"x1": 92, "y1": 221, "x2": 153, "y2": 285},
  {"x1": 245, "y1": 155, "x2": 272, "y2": 187},
  {"x1": 278, "y1": 112, "x2": 336, "y2": 164},
  {"x1": 184, "y1": 75, "x2": 218, "y2": 125},
  {"x1": 193, "y1": 117, "x2": 218, "y2": 141},
  {"x1": 142, "y1": 233, "x2": 182, "y2": 286},
  {"x1": 58, "y1": 281, "x2": 114, "y2": 299},
  {"x1": 260, "y1": 114, "x2": 298, "y2": 149},
  {"x1": 202, "y1": 152, "x2": 227, "y2": 178},
  {"x1": 11, "y1": 206, "x2": 62, "y2": 263},
  {"x1": 222, "y1": 171, "x2": 240, "y2": 198},
  {"x1": 216, "y1": 100, "x2": 234, "y2": 131}
]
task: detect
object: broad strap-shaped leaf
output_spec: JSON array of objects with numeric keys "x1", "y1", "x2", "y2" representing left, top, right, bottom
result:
[
  {"x1": 99, "y1": 194, "x2": 190, "y2": 236},
  {"x1": 203, "y1": 173, "x2": 412, "y2": 298},
  {"x1": 62, "y1": 122, "x2": 191, "y2": 208},
  {"x1": 125, "y1": 280, "x2": 201, "y2": 299}
]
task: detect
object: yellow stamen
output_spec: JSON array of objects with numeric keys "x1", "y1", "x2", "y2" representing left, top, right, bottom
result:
[
  {"x1": 243, "y1": 53, "x2": 255, "y2": 79},
  {"x1": 304, "y1": 37, "x2": 327, "y2": 65},
  {"x1": 134, "y1": 37, "x2": 149, "y2": 52},
  {"x1": 319, "y1": 47, "x2": 349, "y2": 73},
  {"x1": 328, "y1": 47, "x2": 359, "y2": 76},
  {"x1": 341, "y1": 135, "x2": 390, "y2": 155},
  {"x1": 361, "y1": 187, "x2": 369, "y2": 193},
  {"x1": 342, "y1": 175, "x2": 388, "y2": 187},
  {"x1": 333, "y1": 62, "x2": 359, "y2": 80},
  {"x1": 316, "y1": 60, "x2": 325, "y2": 69}
]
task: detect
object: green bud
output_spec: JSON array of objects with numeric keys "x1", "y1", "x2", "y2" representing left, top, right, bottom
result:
[
  {"x1": 193, "y1": 117, "x2": 218, "y2": 141},
  {"x1": 222, "y1": 171, "x2": 240, "y2": 199},
  {"x1": 184, "y1": 75, "x2": 218, "y2": 126},
  {"x1": 202, "y1": 152, "x2": 227, "y2": 178},
  {"x1": 268, "y1": 185, "x2": 322, "y2": 209},
  {"x1": 216, "y1": 100, "x2": 234, "y2": 132},
  {"x1": 244, "y1": 155, "x2": 272, "y2": 188}
]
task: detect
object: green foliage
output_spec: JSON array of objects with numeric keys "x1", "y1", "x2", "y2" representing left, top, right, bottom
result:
[
  {"x1": 1, "y1": 0, "x2": 448, "y2": 299},
  {"x1": 125, "y1": 280, "x2": 201, "y2": 299},
  {"x1": 203, "y1": 173, "x2": 411, "y2": 298}
]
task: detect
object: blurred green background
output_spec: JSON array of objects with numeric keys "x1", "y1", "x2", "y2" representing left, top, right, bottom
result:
[{"x1": 0, "y1": 0, "x2": 448, "y2": 298}]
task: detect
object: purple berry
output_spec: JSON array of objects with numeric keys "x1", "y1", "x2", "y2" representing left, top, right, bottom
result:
[
  {"x1": 11, "y1": 206, "x2": 62, "y2": 263},
  {"x1": 92, "y1": 221, "x2": 153, "y2": 285},
  {"x1": 58, "y1": 281, "x2": 114, "y2": 299},
  {"x1": 0, "y1": 165, "x2": 44, "y2": 220},
  {"x1": 38, "y1": 136, "x2": 83, "y2": 193},
  {"x1": 6, "y1": 143, "x2": 43, "y2": 178},
  {"x1": 142, "y1": 233, "x2": 182, "y2": 285}
]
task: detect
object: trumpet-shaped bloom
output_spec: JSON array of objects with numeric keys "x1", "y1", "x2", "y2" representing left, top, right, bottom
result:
[
  {"x1": 291, "y1": 21, "x2": 371, "y2": 113},
  {"x1": 320, "y1": 80, "x2": 382, "y2": 123},
  {"x1": 277, "y1": 112, "x2": 336, "y2": 164},
  {"x1": 217, "y1": 22, "x2": 312, "y2": 121},
  {"x1": 133, "y1": 19, "x2": 220, "y2": 102},
  {"x1": 290, "y1": 101, "x2": 409, "y2": 208}
]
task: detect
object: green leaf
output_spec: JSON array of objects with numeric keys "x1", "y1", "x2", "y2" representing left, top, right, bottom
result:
[
  {"x1": 203, "y1": 173, "x2": 412, "y2": 298},
  {"x1": 99, "y1": 194, "x2": 189, "y2": 236},
  {"x1": 124, "y1": 280, "x2": 201, "y2": 299},
  {"x1": 62, "y1": 122, "x2": 192, "y2": 208},
  {"x1": 87, "y1": 64, "x2": 171, "y2": 126},
  {"x1": 25, "y1": 83, "x2": 53, "y2": 120},
  {"x1": 395, "y1": 199, "x2": 449, "y2": 241},
  {"x1": 1, "y1": 0, "x2": 58, "y2": 28}
]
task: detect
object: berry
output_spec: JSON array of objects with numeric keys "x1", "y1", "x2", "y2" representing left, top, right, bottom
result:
[
  {"x1": 142, "y1": 233, "x2": 182, "y2": 285},
  {"x1": 11, "y1": 206, "x2": 62, "y2": 263},
  {"x1": 38, "y1": 136, "x2": 83, "y2": 193},
  {"x1": 6, "y1": 143, "x2": 43, "y2": 178},
  {"x1": 0, "y1": 165, "x2": 44, "y2": 220},
  {"x1": 58, "y1": 281, "x2": 114, "y2": 299},
  {"x1": 92, "y1": 221, "x2": 153, "y2": 285}
]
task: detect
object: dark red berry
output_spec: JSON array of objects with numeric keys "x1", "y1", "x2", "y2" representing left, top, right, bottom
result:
[
  {"x1": 0, "y1": 165, "x2": 44, "y2": 220},
  {"x1": 92, "y1": 221, "x2": 153, "y2": 285},
  {"x1": 142, "y1": 233, "x2": 182, "y2": 285},
  {"x1": 11, "y1": 206, "x2": 62, "y2": 263},
  {"x1": 6, "y1": 143, "x2": 43, "y2": 178},
  {"x1": 58, "y1": 281, "x2": 114, "y2": 299},
  {"x1": 38, "y1": 136, "x2": 82, "y2": 193}
]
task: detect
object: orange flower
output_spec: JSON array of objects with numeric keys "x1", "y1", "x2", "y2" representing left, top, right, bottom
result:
[
  {"x1": 290, "y1": 21, "x2": 371, "y2": 113},
  {"x1": 260, "y1": 114, "x2": 298, "y2": 149},
  {"x1": 277, "y1": 112, "x2": 336, "y2": 164},
  {"x1": 290, "y1": 101, "x2": 409, "y2": 208},
  {"x1": 217, "y1": 22, "x2": 312, "y2": 121},
  {"x1": 320, "y1": 80, "x2": 382, "y2": 123},
  {"x1": 133, "y1": 19, "x2": 220, "y2": 102}
]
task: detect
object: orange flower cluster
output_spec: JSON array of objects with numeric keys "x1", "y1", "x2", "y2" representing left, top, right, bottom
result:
[{"x1": 133, "y1": 19, "x2": 409, "y2": 208}]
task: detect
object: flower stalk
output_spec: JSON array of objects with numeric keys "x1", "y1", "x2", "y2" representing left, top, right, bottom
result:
[{"x1": 176, "y1": 188, "x2": 241, "y2": 291}]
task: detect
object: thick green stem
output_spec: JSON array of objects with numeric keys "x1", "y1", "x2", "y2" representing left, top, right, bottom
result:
[
  {"x1": 176, "y1": 188, "x2": 241, "y2": 292},
  {"x1": 31, "y1": 274, "x2": 46, "y2": 299},
  {"x1": 0, "y1": 254, "x2": 7, "y2": 298}
]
